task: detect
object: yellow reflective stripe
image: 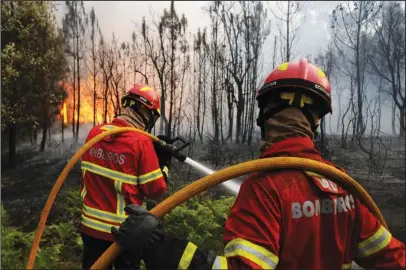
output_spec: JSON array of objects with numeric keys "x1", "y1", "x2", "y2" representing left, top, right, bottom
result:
[
  {"x1": 81, "y1": 214, "x2": 119, "y2": 234},
  {"x1": 280, "y1": 92, "x2": 295, "y2": 105},
  {"x1": 81, "y1": 161, "x2": 138, "y2": 185},
  {"x1": 100, "y1": 125, "x2": 117, "y2": 131},
  {"x1": 162, "y1": 166, "x2": 169, "y2": 177},
  {"x1": 82, "y1": 204, "x2": 126, "y2": 223},
  {"x1": 138, "y1": 168, "x2": 163, "y2": 185},
  {"x1": 178, "y1": 242, "x2": 198, "y2": 269},
  {"x1": 80, "y1": 183, "x2": 87, "y2": 200},
  {"x1": 343, "y1": 262, "x2": 352, "y2": 269},
  {"x1": 212, "y1": 256, "x2": 228, "y2": 269},
  {"x1": 358, "y1": 226, "x2": 392, "y2": 257},
  {"x1": 115, "y1": 181, "x2": 125, "y2": 216},
  {"x1": 300, "y1": 95, "x2": 313, "y2": 107},
  {"x1": 82, "y1": 169, "x2": 87, "y2": 178},
  {"x1": 224, "y1": 238, "x2": 279, "y2": 269}
]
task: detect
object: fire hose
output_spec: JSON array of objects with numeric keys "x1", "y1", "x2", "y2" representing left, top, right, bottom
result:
[{"x1": 26, "y1": 127, "x2": 388, "y2": 270}]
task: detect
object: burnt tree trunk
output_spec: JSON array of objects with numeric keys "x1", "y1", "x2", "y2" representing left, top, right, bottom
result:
[
  {"x1": 75, "y1": 34, "x2": 81, "y2": 140},
  {"x1": 8, "y1": 123, "x2": 17, "y2": 167},
  {"x1": 40, "y1": 123, "x2": 48, "y2": 152}
]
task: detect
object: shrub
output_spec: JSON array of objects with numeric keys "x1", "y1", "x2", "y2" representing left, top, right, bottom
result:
[
  {"x1": 2, "y1": 186, "x2": 235, "y2": 268},
  {"x1": 51, "y1": 187, "x2": 82, "y2": 224},
  {"x1": 1, "y1": 205, "x2": 33, "y2": 269},
  {"x1": 1, "y1": 190, "x2": 83, "y2": 270},
  {"x1": 37, "y1": 221, "x2": 82, "y2": 269},
  {"x1": 164, "y1": 196, "x2": 235, "y2": 254}
]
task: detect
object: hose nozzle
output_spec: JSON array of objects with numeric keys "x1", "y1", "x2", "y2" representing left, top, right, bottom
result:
[{"x1": 156, "y1": 136, "x2": 189, "y2": 162}]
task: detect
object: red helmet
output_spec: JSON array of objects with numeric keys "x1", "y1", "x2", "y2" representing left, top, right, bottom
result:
[
  {"x1": 122, "y1": 84, "x2": 161, "y2": 115},
  {"x1": 256, "y1": 58, "x2": 332, "y2": 116},
  {"x1": 122, "y1": 84, "x2": 161, "y2": 130},
  {"x1": 256, "y1": 58, "x2": 332, "y2": 137}
]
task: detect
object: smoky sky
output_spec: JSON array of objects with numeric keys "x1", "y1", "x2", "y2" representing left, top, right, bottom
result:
[{"x1": 55, "y1": 1, "x2": 401, "y2": 135}]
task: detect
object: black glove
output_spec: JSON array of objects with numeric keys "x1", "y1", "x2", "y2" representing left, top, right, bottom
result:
[
  {"x1": 112, "y1": 205, "x2": 218, "y2": 270},
  {"x1": 145, "y1": 199, "x2": 158, "y2": 211},
  {"x1": 111, "y1": 205, "x2": 164, "y2": 257},
  {"x1": 154, "y1": 135, "x2": 173, "y2": 169}
]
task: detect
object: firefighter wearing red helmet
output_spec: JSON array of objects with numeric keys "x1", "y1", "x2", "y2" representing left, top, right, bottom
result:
[
  {"x1": 80, "y1": 84, "x2": 172, "y2": 269},
  {"x1": 111, "y1": 59, "x2": 405, "y2": 269}
]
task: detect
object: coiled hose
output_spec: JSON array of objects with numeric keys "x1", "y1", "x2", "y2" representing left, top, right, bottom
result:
[{"x1": 26, "y1": 127, "x2": 388, "y2": 270}]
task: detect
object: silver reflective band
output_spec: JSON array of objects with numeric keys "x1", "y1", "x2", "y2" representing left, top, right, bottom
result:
[
  {"x1": 225, "y1": 238, "x2": 278, "y2": 269},
  {"x1": 115, "y1": 181, "x2": 126, "y2": 216},
  {"x1": 81, "y1": 214, "x2": 119, "y2": 234},
  {"x1": 82, "y1": 204, "x2": 126, "y2": 223},
  {"x1": 358, "y1": 226, "x2": 392, "y2": 257},
  {"x1": 138, "y1": 168, "x2": 163, "y2": 184},
  {"x1": 212, "y1": 256, "x2": 227, "y2": 269}
]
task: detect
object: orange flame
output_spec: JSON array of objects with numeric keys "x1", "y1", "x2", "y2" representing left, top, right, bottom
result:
[
  {"x1": 61, "y1": 77, "x2": 116, "y2": 125},
  {"x1": 63, "y1": 102, "x2": 67, "y2": 125},
  {"x1": 75, "y1": 99, "x2": 105, "y2": 124}
]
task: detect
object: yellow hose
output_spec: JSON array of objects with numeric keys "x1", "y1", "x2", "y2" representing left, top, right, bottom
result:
[
  {"x1": 26, "y1": 127, "x2": 387, "y2": 270},
  {"x1": 90, "y1": 156, "x2": 388, "y2": 269}
]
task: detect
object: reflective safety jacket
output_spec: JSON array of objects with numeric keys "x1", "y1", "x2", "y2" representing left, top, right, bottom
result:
[
  {"x1": 144, "y1": 137, "x2": 405, "y2": 270},
  {"x1": 80, "y1": 118, "x2": 167, "y2": 241}
]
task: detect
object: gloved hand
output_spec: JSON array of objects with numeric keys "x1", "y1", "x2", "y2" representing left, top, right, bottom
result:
[
  {"x1": 154, "y1": 135, "x2": 173, "y2": 170},
  {"x1": 111, "y1": 205, "x2": 164, "y2": 257},
  {"x1": 113, "y1": 205, "x2": 218, "y2": 270},
  {"x1": 145, "y1": 198, "x2": 158, "y2": 211}
]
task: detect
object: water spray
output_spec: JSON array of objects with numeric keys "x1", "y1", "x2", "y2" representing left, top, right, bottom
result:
[
  {"x1": 156, "y1": 135, "x2": 241, "y2": 195},
  {"x1": 184, "y1": 157, "x2": 241, "y2": 194}
]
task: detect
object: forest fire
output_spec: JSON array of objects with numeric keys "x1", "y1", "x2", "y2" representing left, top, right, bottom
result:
[
  {"x1": 78, "y1": 100, "x2": 105, "y2": 124},
  {"x1": 60, "y1": 79, "x2": 115, "y2": 125},
  {"x1": 62, "y1": 102, "x2": 67, "y2": 125}
]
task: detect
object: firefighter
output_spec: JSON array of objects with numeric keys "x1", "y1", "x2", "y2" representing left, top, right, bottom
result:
[
  {"x1": 80, "y1": 84, "x2": 172, "y2": 269},
  {"x1": 111, "y1": 59, "x2": 405, "y2": 269}
]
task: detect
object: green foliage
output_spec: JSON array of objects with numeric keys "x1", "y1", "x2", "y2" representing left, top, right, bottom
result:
[
  {"x1": 52, "y1": 187, "x2": 82, "y2": 223},
  {"x1": 36, "y1": 188, "x2": 83, "y2": 268},
  {"x1": 1, "y1": 190, "x2": 82, "y2": 269},
  {"x1": 37, "y1": 221, "x2": 82, "y2": 269},
  {"x1": 2, "y1": 185, "x2": 234, "y2": 268},
  {"x1": 1, "y1": 204, "x2": 33, "y2": 269},
  {"x1": 164, "y1": 196, "x2": 235, "y2": 254},
  {"x1": 1, "y1": 1, "x2": 67, "y2": 146}
]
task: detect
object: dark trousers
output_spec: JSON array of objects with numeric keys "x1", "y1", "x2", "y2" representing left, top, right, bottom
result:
[{"x1": 81, "y1": 233, "x2": 140, "y2": 270}]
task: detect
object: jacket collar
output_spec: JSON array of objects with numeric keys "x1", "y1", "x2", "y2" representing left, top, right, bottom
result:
[
  {"x1": 112, "y1": 118, "x2": 131, "y2": 127},
  {"x1": 260, "y1": 136, "x2": 323, "y2": 162}
]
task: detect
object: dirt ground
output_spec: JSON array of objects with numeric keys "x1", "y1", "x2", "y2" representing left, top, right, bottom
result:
[{"x1": 326, "y1": 136, "x2": 406, "y2": 243}]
